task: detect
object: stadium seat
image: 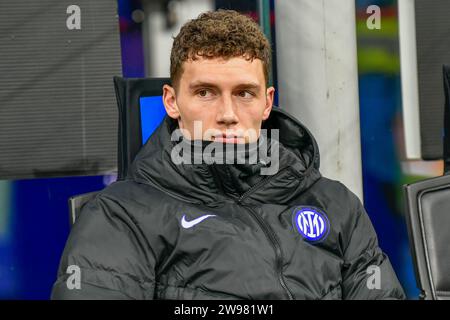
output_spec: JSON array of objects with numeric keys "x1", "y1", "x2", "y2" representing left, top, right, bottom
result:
[
  {"x1": 403, "y1": 65, "x2": 450, "y2": 300},
  {"x1": 67, "y1": 77, "x2": 170, "y2": 226}
]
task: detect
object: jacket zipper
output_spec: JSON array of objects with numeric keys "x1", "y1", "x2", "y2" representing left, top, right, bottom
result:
[
  {"x1": 198, "y1": 161, "x2": 295, "y2": 298},
  {"x1": 237, "y1": 201, "x2": 295, "y2": 300},
  {"x1": 235, "y1": 166, "x2": 295, "y2": 299},
  {"x1": 236, "y1": 166, "x2": 290, "y2": 202}
]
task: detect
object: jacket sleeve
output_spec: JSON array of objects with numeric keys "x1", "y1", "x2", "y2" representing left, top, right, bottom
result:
[
  {"x1": 341, "y1": 196, "x2": 406, "y2": 300},
  {"x1": 51, "y1": 194, "x2": 156, "y2": 300}
]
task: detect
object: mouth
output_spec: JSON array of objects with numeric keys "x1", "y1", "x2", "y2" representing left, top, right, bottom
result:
[{"x1": 212, "y1": 133, "x2": 245, "y2": 144}]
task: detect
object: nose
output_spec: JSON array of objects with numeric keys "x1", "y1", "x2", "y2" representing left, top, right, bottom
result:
[{"x1": 216, "y1": 95, "x2": 238, "y2": 126}]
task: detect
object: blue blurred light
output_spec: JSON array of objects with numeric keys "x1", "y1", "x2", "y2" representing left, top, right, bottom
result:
[{"x1": 140, "y1": 96, "x2": 167, "y2": 144}]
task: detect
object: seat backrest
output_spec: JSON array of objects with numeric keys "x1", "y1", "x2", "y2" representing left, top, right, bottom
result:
[
  {"x1": 403, "y1": 65, "x2": 450, "y2": 299},
  {"x1": 404, "y1": 175, "x2": 450, "y2": 299},
  {"x1": 68, "y1": 191, "x2": 99, "y2": 226},
  {"x1": 113, "y1": 76, "x2": 170, "y2": 180},
  {"x1": 68, "y1": 77, "x2": 170, "y2": 227}
]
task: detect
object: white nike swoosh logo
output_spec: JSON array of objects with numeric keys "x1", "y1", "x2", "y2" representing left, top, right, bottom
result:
[{"x1": 181, "y1": 214, "x2": 216, "y2": 229}]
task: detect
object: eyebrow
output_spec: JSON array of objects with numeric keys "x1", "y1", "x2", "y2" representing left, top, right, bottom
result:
[
  {"x1": 234, "y1": 83, "x2": 261, "y2": 92},
  {"x1": 188, "y1": 81, "x2": 262, "y2": 92},
  {"x1": 188, "y1": 81, "x2": 219, "y2": 91}
]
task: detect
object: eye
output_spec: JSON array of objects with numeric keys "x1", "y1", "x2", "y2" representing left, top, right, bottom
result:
[
  {"x1": 238, "y1": 91, "x2": 254, "y2": 98},
  {"x1": 197, "y1": 89, "x2": 213, "y2": 98}
]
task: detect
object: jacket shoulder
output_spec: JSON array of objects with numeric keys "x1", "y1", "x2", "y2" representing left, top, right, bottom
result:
[
  {"x1": 75, "y1": 179, "x2": 180, "y2": 233},
  {"x1": 310, "y1": 177, "x2": 363, "y2": 218},
  {"x1": 97, "y1": 179, "x2": 170, "y2": 204}
]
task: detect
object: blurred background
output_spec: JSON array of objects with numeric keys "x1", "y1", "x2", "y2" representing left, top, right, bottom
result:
[{"x1": 0, "y1": 0, "x2": 446, "y2": 299}]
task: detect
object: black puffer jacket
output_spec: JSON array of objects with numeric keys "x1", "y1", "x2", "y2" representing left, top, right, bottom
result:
[{"x1": 52, "y1": 108, "x2": 405, "y2": 300}]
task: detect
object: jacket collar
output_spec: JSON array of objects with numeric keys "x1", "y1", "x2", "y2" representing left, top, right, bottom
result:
[{"x1": 128, "y1": 108, "x2": 321, "y2": 206}]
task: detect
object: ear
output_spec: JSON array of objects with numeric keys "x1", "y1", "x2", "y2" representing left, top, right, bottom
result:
[
  {"x1": 162, "y1": 84, "x2": 180, "y2": 119},
  {"x1": 262, "y1": 86, "x2": 275, "y2": 121}
]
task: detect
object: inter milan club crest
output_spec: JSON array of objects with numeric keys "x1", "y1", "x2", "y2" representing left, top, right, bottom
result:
[{"x1": 292, "y1": 206, "x2": 330, "y2": 242}]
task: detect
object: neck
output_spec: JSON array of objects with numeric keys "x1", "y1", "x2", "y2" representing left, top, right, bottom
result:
[{"x1": 169, "y1": 135, "x2": 273, "y2": 199}]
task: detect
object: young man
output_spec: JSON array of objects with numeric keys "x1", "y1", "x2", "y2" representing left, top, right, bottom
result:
[{"x1": 52, "y1": 10, "x2": 405, "y2": 299}]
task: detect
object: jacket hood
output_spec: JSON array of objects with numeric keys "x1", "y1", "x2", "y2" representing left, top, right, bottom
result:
[{"x1": 128, "y1": 108, "x2": 321, "y2": 206}]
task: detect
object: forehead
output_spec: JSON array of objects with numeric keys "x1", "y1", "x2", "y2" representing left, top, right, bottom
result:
[{"x1": 179, "y1": 56, "x2": 265, "y2": 86}]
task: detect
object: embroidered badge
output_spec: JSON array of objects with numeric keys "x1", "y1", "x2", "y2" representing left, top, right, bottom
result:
[{"x1": 292, "y1": 206, "x2": 330, "y2": 242}]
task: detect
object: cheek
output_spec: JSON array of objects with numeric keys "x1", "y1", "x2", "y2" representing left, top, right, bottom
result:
[
  {"x1": 242, "y1": 101, "x2": 267, "y2": 120},
  {"x1": 178, "y1": 100, "x2": 216, "y2": 124},
  {"x1": 235, "y1": 109, "x2": 263, "y2": 130},
  {"x1": 177, "y1": 96, "x2": 201, "y2": 117}
]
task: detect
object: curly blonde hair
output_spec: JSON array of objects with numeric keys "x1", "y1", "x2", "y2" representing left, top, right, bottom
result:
[{"x1": 170, "y1": 9, "x2": 271, "y2": 88}]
